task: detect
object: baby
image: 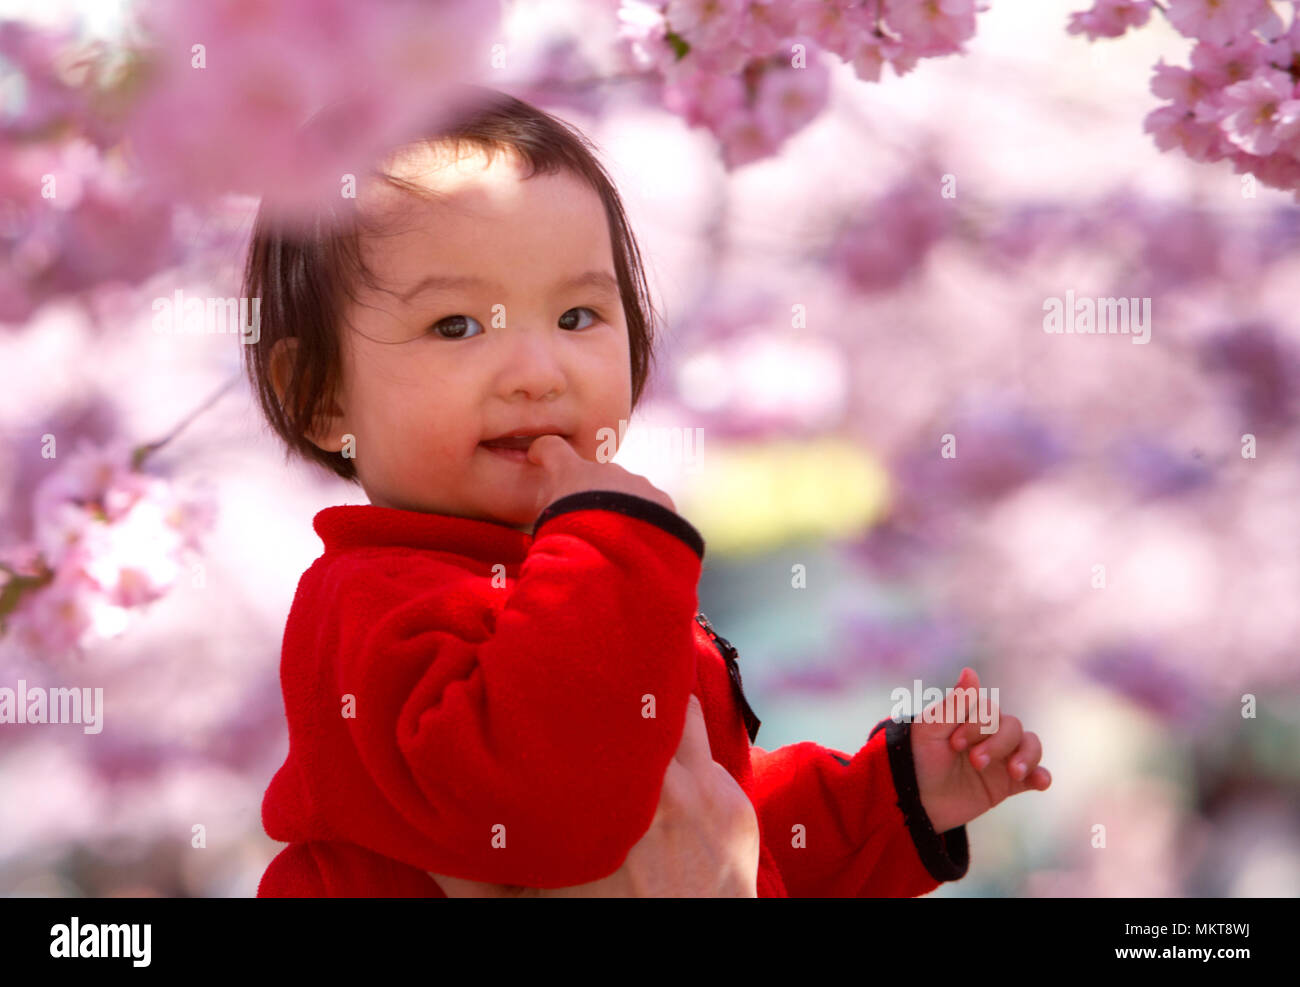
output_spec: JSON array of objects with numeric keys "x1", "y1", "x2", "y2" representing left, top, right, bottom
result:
[{"x1": 247, "y1": 85, "x2": 1050, "y2": 897}]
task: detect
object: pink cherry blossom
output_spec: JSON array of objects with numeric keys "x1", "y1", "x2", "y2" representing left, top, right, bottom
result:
[
  {"x1": 845, "y1": 33, "x2": 893, "y2": 82},
  {"x1": 1066, "y1": 0, "x2": 1154, "y2": 41},
  {"x1": 1, "y1": 139, "x2": 179, "y2": 325},
  {"x1": 750, "y1": 54, "x2": 832, "y2": 145},
  {"x1": 661, "y1": 62, "x2": 747, "y2": 128},
  {"x1": 1132, "y1": 16, "x2": 1300, "y2": 198},
  {"x1": 1072, "y1": 0, "x2": 1300, "y2": 196},
  {"x1": 1273, "y1": 98, "x2": 1300, "y2": 152},
  {"x1": 713, "y1": 103, "x2": 785, "y2": 169},
  {"x1": 1, "y1": 561, "x2": 127, "y2": 659},
  {"x1": 1264, "y1": 14, "x2": 1300, "y2": 72},
  {"x1": 1232, "y1": 147, "x2": 1300, "y2": 200},
  {"x1": 1217, "y1": 68, "x2": 1300, "y2": 156},
  {"x1": 1165, "y1": 0, "x2": 1272, "y2": 48},
  {"x1": 1150, "y1": 59, "x2": 1212, "y2": 110},
  {"x1": 0, "y1": 21, "x2": 113, "y2": 143},
  {"x1": 122, "y1": 0, "x2": 499, "y2": 217},
  {"x1": 79, "y1": 498, "x2": 185, "y2": 609},
  {"x1": 4, "y1": 438, "x2": 216, "y2": 658},
  {"x1": 735, "y1": 0, "x2": 802, "y2": 55},
  {"x1": 828, "y1": 170, "x2": 956, "y2": 293},
  {"x1": 31, "y1": 438, "x2": 136, "y2": 519},
  {"x1": 614, "y1": 0, "x2": 992, "y2": 166},
  {"x1": 615, "y1": 0, "x2": 675, "y2": 71},
  {"x1": 882, "y1": 0, "x2": 983, "y2": 57},
  {"x1": 793, "y1": 0, "x2": 878, "y2": 60},
  {"x1": 1144, "y1": 104, "x2": 1230, "y2": 162},
  {"x1": 1189, "y1": 37, "x2": 1267, "y2": 90},
  {"x1": 665, "y1": 0, "x2": 748, "y2": 52}
]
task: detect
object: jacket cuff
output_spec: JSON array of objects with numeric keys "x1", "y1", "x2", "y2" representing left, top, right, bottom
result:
[
  {"x1": 869, "y1": 715, "x2": 970, "y2": 882},
  {"x1": 533, "y1": 490, "x2": 705, "y2": 560}
]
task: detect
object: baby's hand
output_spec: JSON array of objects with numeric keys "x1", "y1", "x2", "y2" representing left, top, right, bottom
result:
[
  {"x1": 528, "y1": 433, "x2": 677, "y2": 516},
  {"x1": 909, "y1": 667, "x2": 1050, "y2": 833}
]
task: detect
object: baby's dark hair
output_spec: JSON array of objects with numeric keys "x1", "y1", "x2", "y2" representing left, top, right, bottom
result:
[{"x1": 240, "y1": 84, "x2": 661, "y2": 483}]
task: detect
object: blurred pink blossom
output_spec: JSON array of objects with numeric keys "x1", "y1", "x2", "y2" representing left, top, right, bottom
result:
[
  {"x1": 882, "y1": 0, "x2": 982, "y2": 56},
  {"x1": 0, "y1": 137, "x2": 177, "y2": 325},
  {"x1": 1083, "y1": 642, "x2": 1213, "y2": 728},
  {"x1": 665, "y1": 0, "x2": 747, "y2": 51},
  {"x1": 894, "y1": 403, "x2": 1069, "y2": 507},
  {"x1": 1188, "y1": 35, "x2": 1267, "y2": 88},
  {"x1": 2, "y1": 439, "x2": 216, "y2": 660},
  {"x1": 615, "y1": 0, "x2": 674, "y2": 71},
  {"x1": 1199, "y1": 321, "x2": 1300, "y2": 431},
  {"x1": 1, "y1": 562, "x2": 127, "y2": 658},
  {"x1": 1143, "y1": 103, "x2": 1230, "y2": 162},
  {"x1": 735, "y1": 0, "x2": 801, "y2": 56},
  {"x1": 793, "y1": 0, "x2": 878, "y2": 58},
  {"x1": 121, "y1": 0, "x2": 499, "y2": 217},
  {"x1": 1066, "y1": 0, "x2": 1154, "y2": 41},
  {"x1": 1165, "y1": 0, "x2": 1275, "y2": 47},
  {"x1": 1150, "y1": 59, "x2": 1211, "y2": 110},
  {"x1": 0, "y1": 21, "x2": 118, "y2": 144},
  {"x1": 705, "y1": 54, "x2": 831, "y2": 168},
  {"x1": 828, "y1": 172, "x2": 956, "y2": 293}
]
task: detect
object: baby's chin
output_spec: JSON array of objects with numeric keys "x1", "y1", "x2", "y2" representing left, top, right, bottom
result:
[
  {"x1": 468, "y1": 492, "x2": 544, "y2": 533},
  {"x1": 364, "y1": 483, "x2": 539, "y2": 530}
]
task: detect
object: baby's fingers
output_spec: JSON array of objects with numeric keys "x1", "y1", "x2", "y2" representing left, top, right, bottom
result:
[
  {"x1": 1006, "y1": 731, "x2": 1042, "y2": 782},
  {"x1": 1025, "y1": 766, "x2": 1051, "y2": 790},
  {"x1": 969, "y1": 715, "x2": 1022, "y2": 770}
]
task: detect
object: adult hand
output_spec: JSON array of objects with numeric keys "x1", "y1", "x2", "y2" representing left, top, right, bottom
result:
[{"x1": 430, "y1": 694, "x2": 759, "y2": 897}]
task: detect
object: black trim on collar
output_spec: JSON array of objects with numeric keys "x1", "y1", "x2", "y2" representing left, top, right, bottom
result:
[
  {"x1": 533, "y1": 490, "x2": 705, "y2": 560},
  {"x1": 873, "y1": 715, "x2": 970, "y2": 882}
]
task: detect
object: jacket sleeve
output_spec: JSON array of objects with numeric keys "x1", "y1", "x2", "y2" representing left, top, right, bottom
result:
[
  {"x1": 334, "y1": 490, "x2": 704, "y2": 888},
  {"x1": 749, "y1": 715, "x2": 969, "y2": 897}
]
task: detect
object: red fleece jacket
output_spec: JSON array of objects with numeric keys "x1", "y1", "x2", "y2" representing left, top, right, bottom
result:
[{"x1": 257, "y1": 490, "x2": 969, "y2": 897}]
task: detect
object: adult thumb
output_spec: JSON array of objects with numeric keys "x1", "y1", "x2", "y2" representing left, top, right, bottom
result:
[{"x1": 673, "y1": 693, "x2": 711, "y2": 769}]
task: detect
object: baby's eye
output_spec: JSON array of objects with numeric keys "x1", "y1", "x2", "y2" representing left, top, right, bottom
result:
[
  {"x1": 429, "y1": 314, "x2": 483, "y2": 340},
  {"x1": 558, "y1": 307, "x2": 600, "y2": 331}
]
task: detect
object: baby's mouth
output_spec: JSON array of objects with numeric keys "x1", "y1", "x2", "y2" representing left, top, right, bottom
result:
[
  {"x1": 480, "y1": 433, "x2": 570, "y2": 462},
  {"x1": 480, "y1": 435, "x2": 542, "y2": 451},
  {"x1": 480, "y1": 430, "x2": 570, "y2": 452}
]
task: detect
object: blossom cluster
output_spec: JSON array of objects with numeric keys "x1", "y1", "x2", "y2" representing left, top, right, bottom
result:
[
  {"x1": 1068, "y1": 0, "x2": 1300, "y2": 200},
  {"x1": 0, "y1": 440, "x2": 215, "y2": 660},
  {"x1": 0, "y1": 0, "x2": 497, "y2": 324},
  {"x1": 616, "y1": 0, "x2": 991, "y2": 168}
]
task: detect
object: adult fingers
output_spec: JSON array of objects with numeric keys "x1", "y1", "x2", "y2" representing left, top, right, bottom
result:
[{"x1": 671, "y1": 693, "x2": 712, "y2": 772}]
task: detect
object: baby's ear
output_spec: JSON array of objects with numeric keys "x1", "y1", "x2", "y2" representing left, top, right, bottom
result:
[
  {"x1": 268, "y1": 337, "x2": 297, "y2": 410},
  {"x1": 269, "y1": 337, "x2": 347, "y2": 453}
]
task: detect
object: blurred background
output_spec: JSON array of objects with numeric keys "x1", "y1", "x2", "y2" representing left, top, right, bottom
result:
[{"x1": 1, "y1": 0, "x2": 1298, "y2": 897}]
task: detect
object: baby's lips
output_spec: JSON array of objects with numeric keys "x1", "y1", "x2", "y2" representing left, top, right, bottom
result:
[{"x1": 482, "y1": 434, "x2": 540, "y2": 450}]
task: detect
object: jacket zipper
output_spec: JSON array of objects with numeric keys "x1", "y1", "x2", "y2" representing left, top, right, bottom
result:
[{"x1": 695, "y1": 610, "x2": 762, "y2": 743}]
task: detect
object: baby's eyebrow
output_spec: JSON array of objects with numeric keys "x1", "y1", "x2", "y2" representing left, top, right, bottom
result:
[{"x1": 399, "y1": 270, "x2": 618, "y2": 303}]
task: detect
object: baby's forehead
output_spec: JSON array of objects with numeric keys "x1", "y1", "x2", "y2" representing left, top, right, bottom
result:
[
  {"x1": 362, "y1": 141, "x2": 527, "y2": 212},
  {"x1": 351, "y1": 142, "x2": 612, "y2": 295}
]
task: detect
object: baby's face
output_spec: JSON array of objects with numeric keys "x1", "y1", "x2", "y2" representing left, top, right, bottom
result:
[{"x1": 313, "y1": 143, "x2": 633, "y2": 531}]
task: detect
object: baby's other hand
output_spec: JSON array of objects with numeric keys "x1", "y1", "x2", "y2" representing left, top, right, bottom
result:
[{"x1": 908, "y1": 667, "x2": 1050, "y2": 834}]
